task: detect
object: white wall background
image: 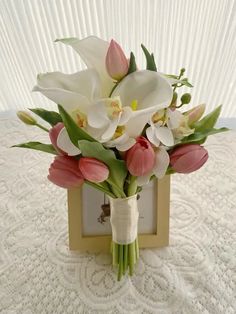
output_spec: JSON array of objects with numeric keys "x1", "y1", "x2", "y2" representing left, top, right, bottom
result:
[{"x1": 0, "y1": 0, "x2": 235, "y2": 117}]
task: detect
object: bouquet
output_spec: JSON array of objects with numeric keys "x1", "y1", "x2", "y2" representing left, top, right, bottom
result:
[{"x1": 14, "y1": 36, "x2": 228, "y2": 280}]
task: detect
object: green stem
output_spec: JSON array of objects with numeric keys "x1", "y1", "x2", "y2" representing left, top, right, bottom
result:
[
  {"x1": 35, "y1": 123, "x2": 49, "y2": 132},
  {"x1": 118, "y1": 245, "x2": 123, "y2": 281},
  {"x1": 127, "y1": 175, "x2": 137, "y2": 196},
  {"x1": 128, "y1": 242, "x2": 135, "y2": 276},
  {"x1": 135, "y1": 238, "x2": 139, "y2": 260},
  {"x1": 106, "y1": 179, "x2": 126, "y2": 198},
  {"x1": 123, "y1": 245, "x2": 128, "y2": 275},
  {"x1": 85, "y1": 181, "x2": 116, "y2": 198}
]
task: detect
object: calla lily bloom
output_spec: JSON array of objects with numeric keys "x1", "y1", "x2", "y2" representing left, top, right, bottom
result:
[{"x1": 33, "y1": 36, "x2": 173, "y2": 154}]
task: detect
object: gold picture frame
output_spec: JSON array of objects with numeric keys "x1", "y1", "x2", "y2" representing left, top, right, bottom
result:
[{"x1": 67, "y1": 175, "x2": 170, "y2": 252}]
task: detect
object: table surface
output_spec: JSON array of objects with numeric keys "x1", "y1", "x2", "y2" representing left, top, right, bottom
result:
[{"x1": 0, "y1": 115, "x2": 236, "y2": 314}]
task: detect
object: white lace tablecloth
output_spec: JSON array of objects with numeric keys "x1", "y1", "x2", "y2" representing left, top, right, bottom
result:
[{"x1": 0, "y1": 115, "x2": 236, "y2": 314}]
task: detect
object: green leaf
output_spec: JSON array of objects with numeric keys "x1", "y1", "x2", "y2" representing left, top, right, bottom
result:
[
  {"x1": 180, "y1": 78, "x2": 193, "y2": 87},
  {"x1": 181, "y1": 127, "x2": 229, "y2": 144},
  {"x1": 85, "y1": 181, "x2": 116, "y2": 198},
  {"x1": 29, "y1": 108, "x2": 62, "y2": 126},
  {"x1": 12, "y1": 142, "x2": 57, "y2": 155},
  {"x1": 127, "y1": 52, "x2": 137, "y2": 74},
  {"x1": 141, "y1": 44, "x2": 157, "y2": 71},
  {"x1": 58, "y1": 105, "x2": 95, "y2": 148},
  {"x1": 78, "y1": 140, "x2": 127, "y2": 192},
  {"x1": 193, "y1": 105, "x2": 222, "y2": 132}
]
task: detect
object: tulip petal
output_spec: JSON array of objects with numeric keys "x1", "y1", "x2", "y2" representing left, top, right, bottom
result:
[
  {"x1": 33, "y1": 69, "x2": 100, "y2": 113},
  {"x1": 57, "y1": 127, "x2": 81, "y2": 156},
  {"x1": 112, "y1": 70, "x2": 173, "y2": 111},
  {"x1": 155, "y1": 126, "x2": 174, "y2": 146},
  {"x1": 55, "y1": 36, "x2": 114, "y2": 97},
  {"x1": 153, "y1": 147, "x2": 170, "y2": 178},
  {"x1": 48, "y1": 169, "x2": 83, "y2": 188}
]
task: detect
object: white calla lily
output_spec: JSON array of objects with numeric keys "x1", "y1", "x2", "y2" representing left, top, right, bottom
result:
[
  {"x1": 112, "y1": 70, "x2": 173, "y2": 138},
  {"x1": 32, "y1": 69, "x2": 101, "y2": 114},
  {"x1": 55, "y1": 36, "x2": 114, "y2": 96}
]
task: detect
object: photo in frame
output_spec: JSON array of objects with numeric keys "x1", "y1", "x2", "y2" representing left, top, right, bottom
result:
[{"x1": 67, "y1": 175, "x2": 170, "y2": 252}]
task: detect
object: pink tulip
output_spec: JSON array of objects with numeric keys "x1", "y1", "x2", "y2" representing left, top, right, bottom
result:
[
  {"x1": 79, "y1": 157, "x2": 109, "y2": 183},
  {"x1": 126, "y1": 137, "x2": 155, "y2": 176},
  {"x1": 49, "y1": 122, "x2": 65, "y2": 154},
  {"x1": 184, "y1": 104, "x2": 206, "y2": 126},
  {"x1": 169, "y1": 144, "x2": 208, "y2": 173},
  {"x1": 106, "y1": 39, "x2": 129, "y2": 80},
  {"x1": 48, "y1": 156, "x2": 84, "y2": 188}
]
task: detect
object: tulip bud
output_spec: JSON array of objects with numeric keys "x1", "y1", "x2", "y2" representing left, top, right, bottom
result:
[
  {"x1": 126, "y1": 137, "x2": 155, "y2": 176},
  {"x1": 48, "y1": 156, "x2": 84, "y2": 188},
  {"x1": 184, "y1": 104, "x2": 206, "y2": 126},
  {"x1": 169, "y1": 144, "x2": 208, "y2": 174},
  {"x1": 181, "y1": 93, "x2": 191, "y2": 105},
  {"x1": 17, "y1": 111, "x2": 37, "y2": 125},
  {"x1": 49, "y1": 122, "x2": 65, "y2": 154},
  {"x1": 106, "y1": 39, "x2": 129, "y2": 81},
  {"x1": 79, "y1": 157, "x2": 109, "y2": 183}
]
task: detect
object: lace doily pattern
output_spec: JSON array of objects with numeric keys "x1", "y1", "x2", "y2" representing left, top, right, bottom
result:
[{"x1": 0, "y1": 117, "x2": 235, "y2": 314}]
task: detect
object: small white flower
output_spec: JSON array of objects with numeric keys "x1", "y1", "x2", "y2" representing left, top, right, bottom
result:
[{"x1": 146, "y1": 108, "x2": 183, "y2": 148}]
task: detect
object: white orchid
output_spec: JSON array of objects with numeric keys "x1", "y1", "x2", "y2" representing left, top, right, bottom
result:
[
  {"x1": 146, "y1": 108, "x2": 183, "y2": 148},
  {"x1": 33, "y1": 36, "x2": 173, "y2": 154}
]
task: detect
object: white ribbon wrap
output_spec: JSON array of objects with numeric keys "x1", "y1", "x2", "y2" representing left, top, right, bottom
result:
[{"x1": 109, "y1": 195, "x2": 139, "y2": 245}]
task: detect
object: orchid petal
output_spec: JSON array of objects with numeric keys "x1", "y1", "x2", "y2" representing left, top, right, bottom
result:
[
  {"x1": 155, "y1": 126, "x2": 174, "y2": 146},
  {"x1": 101, "y1": 118, "x2": 119, "y2": 142},
  {"x1": 116, "y1": 137, "x2": 136, "y2": 151},
  {"x1": 146, "y1": 126, "x2": 160, "y2": 147},
  {"x1": 118, "y1": 106, "x2": 133, "y2": 126},
  {"x1": 55, "y1": 36, "x2": 114, "y2": 97},
  {"x1": 105, "y1": 133, "x2": 136, "y2": 151},
  {"x1": 167, "y1": 109, "x2": 183, "y2": 129},
  {"x1": 57, "y1": 127, "x2": 81, "y2": 156},
  {"x1": 87, "y1": 102, "x2": 109, "y2": 128},
  {"x1": 112, "y1": 70, "x2": 173, "y2": 111},
  {"x1": 153, "y1": 147, "x2": 170, "y2": 178}
]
